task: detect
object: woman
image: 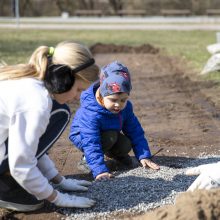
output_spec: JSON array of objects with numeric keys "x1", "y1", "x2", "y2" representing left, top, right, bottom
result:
[{"x1": 0, "y1": 41, "x2": 99, "y2": 212}]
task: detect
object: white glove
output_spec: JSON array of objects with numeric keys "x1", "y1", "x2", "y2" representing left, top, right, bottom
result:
[
  {"x1": 187, "y1": 173, "x2": 220, "y2": 191},
  {"x1": 51, "y1": 191, "x2": 95, "y2": 208},
  {"x1": 186, "y1": 162, "x2": 220, "y2": 191},
  {"x1": 185, "y1": 163, "x2": 218, "y2": 176},
  {"x1": 54, "y1": 176, "x2": 92, "y2": 191}
]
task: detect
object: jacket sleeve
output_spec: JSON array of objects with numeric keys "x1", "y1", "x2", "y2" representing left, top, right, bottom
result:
[
  {"x1": 78, "y1": 111, "x2": 109, "y2": 178},
  {"x1": 37, "y1": 154, "x2": 59, "y2": 181},
  {"x1": 122, "y1": 101, "x2": 152, "y2": 160},
  {"x1": 8, "y1": 110, "x2": 54, "y2": 200},
  {"x1": 206, "y1": 162, "x2": 220, "y2": 184}
]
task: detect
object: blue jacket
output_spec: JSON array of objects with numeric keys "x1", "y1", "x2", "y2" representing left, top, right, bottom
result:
[{"x1": 69, "y1": 82, "x2": 152, "y2": 178}]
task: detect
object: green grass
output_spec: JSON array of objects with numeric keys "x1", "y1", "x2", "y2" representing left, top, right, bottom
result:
[
  {"x1": 0, "y1": 29, "x2": 217, "y2": 78},
  {"x1": 202, "y1": 71, "x2": 220, "y2": 81}
]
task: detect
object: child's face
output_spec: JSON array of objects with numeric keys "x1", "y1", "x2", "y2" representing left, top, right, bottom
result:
[{"x1": 103, "y1": 92, "x2": 129, "y2": 114}]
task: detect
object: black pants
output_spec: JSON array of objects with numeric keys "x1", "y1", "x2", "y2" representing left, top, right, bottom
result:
[
  {"x1": 101, "y1": 131, "x2": 132, "y2": 156},
  {"x1": 0, "y1": 100, "x2": 70, "y2": 174}
]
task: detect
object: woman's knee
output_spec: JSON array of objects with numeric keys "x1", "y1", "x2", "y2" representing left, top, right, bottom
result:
[
  {"x1": 36, "y1": 102, "x2": 70, "y2": 159},
  {"x1": 50, "y1": 101, "x2": 71, "y2": 127},
  {"x1": 51, "y1": 100, "x2": 70, "y2": 117}
]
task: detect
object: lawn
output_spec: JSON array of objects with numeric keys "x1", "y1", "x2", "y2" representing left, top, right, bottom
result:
[{"x1": 0, "y1": 29, "x2": 217, "y2": 78}]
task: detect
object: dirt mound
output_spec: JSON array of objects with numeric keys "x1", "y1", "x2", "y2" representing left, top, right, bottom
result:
[
  {"x1": 130, "y1": 189, "x2": 220, "y2": 220},
  {"x1": 90, "y1": 43, "x2": 159, "y2": 54}
]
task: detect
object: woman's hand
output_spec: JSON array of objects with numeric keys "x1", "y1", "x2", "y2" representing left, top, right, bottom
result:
[
  {"x1": 49, "y1": 190, "x2": 95, "y2": 208},
  {"x1": 186, "y1": 162, "x2": 220, "y2": 191},
  {"x1": 140, "y1": 158, "x2": 160, "y2": 170},
  {"x1": 95, "y1": 172, "x2": 114, "y2": 181},
  {"x1": 54, "y1": 176, "x2": 92, "y2": 191}
]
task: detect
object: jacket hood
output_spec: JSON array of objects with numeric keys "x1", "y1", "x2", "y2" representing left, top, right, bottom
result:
[{"x1": 80, "y1": 82, "x2": 112, "y2": 115}]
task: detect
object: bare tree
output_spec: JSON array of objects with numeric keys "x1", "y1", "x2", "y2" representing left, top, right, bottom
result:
[
  {"x1": 0, "y1": 0, "x2": 218, "y2": 17},
  {"x1": 76, "y1": 0, "x2": 95, "y2": 9},
  {"x1": 55, "y1": 0, "x2": 76, "y2": 14},
  {"x1": 19, "y1": 0, "x2": 41, "y2": 16},
  {"x1": 191, "y1": 0, "x2": 209, "y2": 15},
  {"x1": 0, "y1": 0, "x2": 13, "y2": 16},
  {"x1": 108, "y1": 0, "x2": 123, "y2": 12}
]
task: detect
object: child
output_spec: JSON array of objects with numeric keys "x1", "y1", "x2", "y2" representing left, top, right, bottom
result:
[{"x1": 69, "y1": 61, "x2": 160, "y2": 180}]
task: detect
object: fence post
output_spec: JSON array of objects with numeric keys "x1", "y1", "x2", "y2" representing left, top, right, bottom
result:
[{"x1": 15, "y1": 0, "x2": 20, "y2": 28}]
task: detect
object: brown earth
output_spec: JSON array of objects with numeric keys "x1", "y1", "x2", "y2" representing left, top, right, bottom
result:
[
  {"x1": 125, "y1": 189, "x2": 220, "y2": 220},
  {"x1": 1, "y1": 44, "x2": 220, "y2": 219},
  {"x1": 90, "y1": 43, "x2": 160, "y2": 54}
]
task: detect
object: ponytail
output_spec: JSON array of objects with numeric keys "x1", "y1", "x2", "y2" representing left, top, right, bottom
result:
[
  {"x1": 0, "y1": 41, "x2": 100, "y2": 94},
  {"x1": 0, "y1": 46, "x2": 50, "y2": 81}
]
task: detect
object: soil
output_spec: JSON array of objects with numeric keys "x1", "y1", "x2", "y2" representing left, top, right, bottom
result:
[
  {"x1": 127, "y1": 189, "x2": 220, "y2": 220},
  {"x1": 1, "y1": 44, "x2": 220, "y2": 219},
  {"x1": 90, "y1": 43, "x2": 160, "y2": 54}
]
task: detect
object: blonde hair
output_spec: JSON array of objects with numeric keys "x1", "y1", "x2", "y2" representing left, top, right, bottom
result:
[
  {"x1": 53, "y1": 41, "x2": 99, "y2": 82},
  {"x1": 0, "y1": 41, "x2": 99, "y2": 82}
]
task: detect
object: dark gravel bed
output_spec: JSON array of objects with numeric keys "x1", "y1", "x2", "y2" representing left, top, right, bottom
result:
[{"x1": 55, "y1": 155, "x2": 220, "y2": 220}]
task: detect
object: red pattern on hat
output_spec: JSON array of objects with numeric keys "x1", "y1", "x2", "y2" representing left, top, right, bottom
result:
[{"x1": 107, "y1": 82, "x2": 121, "y2": 93}]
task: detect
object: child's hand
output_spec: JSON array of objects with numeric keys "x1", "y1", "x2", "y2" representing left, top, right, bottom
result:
[
  {"x1": 95, "y1": 172, "x2": 114, "y2": 181},
  {"x1": 140, "y1": 158, "x2": 160, "y2": 170}
]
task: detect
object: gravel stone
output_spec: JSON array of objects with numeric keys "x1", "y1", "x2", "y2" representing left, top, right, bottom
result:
[{"x1": 58, "y1": 155, "x2": 220, "y2": 220}]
